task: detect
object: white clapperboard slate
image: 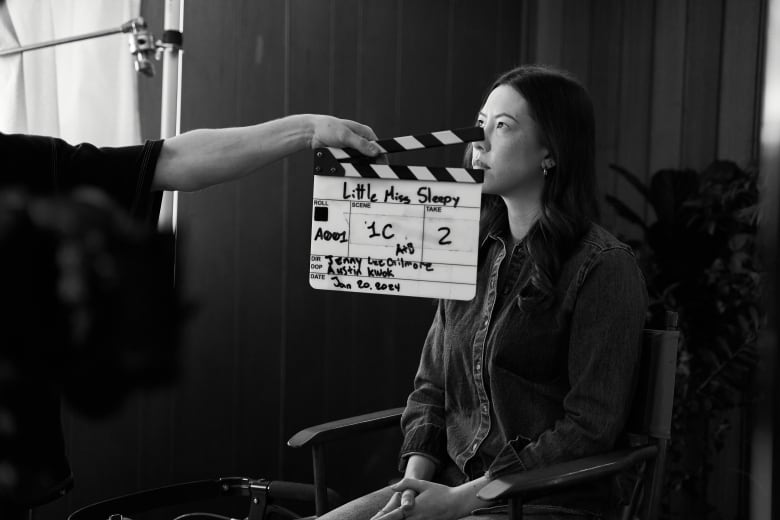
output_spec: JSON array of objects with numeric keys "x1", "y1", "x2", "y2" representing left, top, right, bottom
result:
[{"x1": 309, "y1": 127, "x2": 484, "y2": 300}]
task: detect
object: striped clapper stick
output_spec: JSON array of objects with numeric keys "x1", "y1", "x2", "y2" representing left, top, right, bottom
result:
[{"x1": 309, "y1": 127, "x2": 484, "y2": 300}]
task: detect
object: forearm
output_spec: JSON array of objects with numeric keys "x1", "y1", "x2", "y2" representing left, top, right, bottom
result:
[
  {"x1": 152, "y1": 114, "x2": 315, "y2": 191},
  {"x1": 453, "y1": 475, "x2": 492, "y2": 514},
  {"x1": 403, "y1": 454, "x2": 437, "y2": 480}
]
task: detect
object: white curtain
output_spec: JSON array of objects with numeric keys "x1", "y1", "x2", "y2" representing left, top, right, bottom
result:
[{"x1": 0, "y1": 0, "x2": 142, "y2": 146}]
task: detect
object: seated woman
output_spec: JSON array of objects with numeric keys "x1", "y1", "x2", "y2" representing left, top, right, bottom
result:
[{"x1": 320, "y1": 65, "x2": 648, "y2": 520}]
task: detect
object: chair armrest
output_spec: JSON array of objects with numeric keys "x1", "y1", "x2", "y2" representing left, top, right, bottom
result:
[
  {"x1": 477, "y1": 445, "x2": 658, "y2": 501},
  {"x1": 288, "y1": 407, "x2": 405, "y2": 448}
]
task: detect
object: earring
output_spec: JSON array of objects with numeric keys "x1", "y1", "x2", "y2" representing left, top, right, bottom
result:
[{"x1": 541, "y1": 157, "x2": 555, "y2": 177}]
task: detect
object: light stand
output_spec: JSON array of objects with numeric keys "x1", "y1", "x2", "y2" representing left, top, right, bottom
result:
[{"x1": 157, "y1": 0, "x2": 184, "y2": 235}]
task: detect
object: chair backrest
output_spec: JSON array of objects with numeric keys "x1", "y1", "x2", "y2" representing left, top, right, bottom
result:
[
  {"x1": 626, "y1": 323, "x2": 680, "y2": 440},
  {"x1": 624, "y1": 312, "x2": 680, "y2": 520}
]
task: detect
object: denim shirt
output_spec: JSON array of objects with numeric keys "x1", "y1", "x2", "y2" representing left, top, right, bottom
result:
[{"x1": 399, "y1": 216, "x2": 648, "y2": 513}]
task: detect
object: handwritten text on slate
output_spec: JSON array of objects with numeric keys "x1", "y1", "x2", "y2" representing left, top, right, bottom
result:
[{"x1": 309, "y1": 176, "x2": 481, "y2": 300}]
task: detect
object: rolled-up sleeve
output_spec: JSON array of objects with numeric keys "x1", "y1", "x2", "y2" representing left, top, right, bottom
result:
[
  {"x1": 399, "y1": 301, "x2": 449, "y2": 471},
  {"x1": 487, "y1": 248, "x2": 648, "y2": 478}
]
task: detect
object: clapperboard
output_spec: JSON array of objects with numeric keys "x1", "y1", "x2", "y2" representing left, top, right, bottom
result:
[{"x1": 309, "y1": 127, "x2": 484, "y2": 300}]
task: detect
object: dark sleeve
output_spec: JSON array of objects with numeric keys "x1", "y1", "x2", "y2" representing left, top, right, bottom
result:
[
  {"x1": 0, "y1": 132, "x2": 164, "y2": 225},
  {"x1": 399, "y1": 300, "x2": 448, "y2": 471},
  {"x1": 487, "y1": 248, "x2": 648, "y2": 478}
]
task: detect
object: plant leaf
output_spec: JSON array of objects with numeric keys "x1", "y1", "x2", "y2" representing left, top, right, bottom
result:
[
  {"x1": 609, "y1": 163, "x2": 651, "y2": 201},
  {"x1": 650, "y1": 169, "x2": 700, "y2": 225},
  {"x1": 605, "y1": 195, "x2": 649, "y2": 231}
]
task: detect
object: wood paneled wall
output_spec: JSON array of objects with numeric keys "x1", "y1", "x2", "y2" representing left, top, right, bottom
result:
[{"x1": 35, "y1": 1, "x2": 765, "y2": 519}]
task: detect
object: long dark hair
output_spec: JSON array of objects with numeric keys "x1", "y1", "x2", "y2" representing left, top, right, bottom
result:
[{"x1": 468, "y1": 65, "x2": 598, "y2": 308}]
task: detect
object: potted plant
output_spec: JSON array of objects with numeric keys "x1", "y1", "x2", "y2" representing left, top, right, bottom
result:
[{"x1": 605, "y1": 160, "x2": 761, "y2": 518}]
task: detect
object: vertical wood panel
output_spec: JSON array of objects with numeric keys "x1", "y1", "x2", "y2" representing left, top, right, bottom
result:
[
  {"x1": 63, "y1": 404, "x2": 141, "y2": 506},
  {"x1": 518, "y1": 0, "x2": 538, "y2": 64},
  {"x1": 173, "y1": 0, "x2": 240, "y2": 481},
  {"x1": 495, "y1": 0, "x2": 524, "y2": 74},
  {"x1": 446, "y1": 0, "x2": 499, "y2": 166},
  {"x1": 615, "y1": 0, "x2": 655, "y2": 232},
  {"x1": 398, "y1": 0, "x2": 450, "y2": 161},
  {"x1": 681, "y1": 0, "x2": 726, "y2": 170},
  {"x1": 588, "y1": 0, "x2": 623, "y2": 228},
  {"x1": 282, "y1": 0, "x2": 335, "y2": 485},
  {"x1": 717, "y1": 0, "x2": 763, "y2": 164},
  {"x1": 649, "y1": 0, "x2": 687, "y2": 173},
  {"x1": 535, "y1": 0, "x2": 563, "y2": 65},
  {"x1": 232, "y1": 0, "x2": 287, "y2": 481},
  {"x1": 356, "y1": 0, "x2": 400, "y2": 135},
  {"x1": 560, "y1": 0, "x2": 592, "y2": 85}
]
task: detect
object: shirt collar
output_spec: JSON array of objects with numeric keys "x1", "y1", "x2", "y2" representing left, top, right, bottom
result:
[{"x1": 481, "y1": 199, "x2": 510, "y2": 248}]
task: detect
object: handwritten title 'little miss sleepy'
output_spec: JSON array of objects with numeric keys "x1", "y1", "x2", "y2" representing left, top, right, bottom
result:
[{"x1": 341, "y1": 181, "x2": 461, "y2": 208}]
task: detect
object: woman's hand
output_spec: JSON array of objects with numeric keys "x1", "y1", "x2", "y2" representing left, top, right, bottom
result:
[
  {"x1": 369, "y1": 454, "x2": 437, "y2": 520},
  {"x1": 371, "y1": 479, "x2": 463, "y2": 520},
  {"x1": 369, "y1": 488, "x2": 417, "y2": 520},
  {"x1": 372, "y1": 475, "x2": 492, "y2": 520}
]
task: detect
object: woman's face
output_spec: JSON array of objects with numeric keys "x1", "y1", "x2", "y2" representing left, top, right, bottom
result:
[{"x1": 472, "y1": 85, "x2": 549, "y2": 199}]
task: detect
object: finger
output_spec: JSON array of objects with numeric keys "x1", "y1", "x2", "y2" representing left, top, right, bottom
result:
[
  {"x1": 342, "y1": 119, "x2": 379, "y2": 141},
  {"x1": 369, "y1": 492, "x2": 401, "y2": 520},
  {"x1": 346, "y1": 134, "x2": 381, "y2": 157},
  {"x1": 340, "y1": 121, "x2": 381, "y2": 157},
  {"x1": 391, "y1": 477, "x2": 427, "y2": 494},
  {"x1": 400, "y1": 488, "x2": 416, "y2": 509},
  {"x1": 373, "y1": 507, "x2": 407, "y2": 520},
  {"x1": 369, "y1": 510, "x2": 388, "y2": 520}
]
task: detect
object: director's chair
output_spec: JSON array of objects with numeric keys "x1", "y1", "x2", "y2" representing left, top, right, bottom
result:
[{"x1": 288, "y1": 312, "x2": 680, "y2": 520}]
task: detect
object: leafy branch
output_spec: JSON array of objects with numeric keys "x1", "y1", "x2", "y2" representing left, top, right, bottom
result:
[{"x1": 605, "y1": 160, "x2": 761, "y2": 518}]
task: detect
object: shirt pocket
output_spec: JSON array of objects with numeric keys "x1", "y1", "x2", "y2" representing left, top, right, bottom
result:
[{"x1": 490, "y1": 296, "x2": 567, "y2": 384}]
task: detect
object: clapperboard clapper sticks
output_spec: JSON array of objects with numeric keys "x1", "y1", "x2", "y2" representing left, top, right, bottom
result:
[{"x1": 309, "y1": 127, "x2": 484, "y2": 300}]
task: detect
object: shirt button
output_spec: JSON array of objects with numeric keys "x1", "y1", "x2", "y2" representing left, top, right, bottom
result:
[
  {"x1": 475, "y1": 363, "x2": 481, "y2": 372},
  {"x1": 473, "y1": 443, "x2": 479, "y2": 452},
  {"x1": 483, "y1": 318, "x2": 489, "y2": 327},
  {"x1": 482, "y1": 404, "x2": 488, "y2": 413}
]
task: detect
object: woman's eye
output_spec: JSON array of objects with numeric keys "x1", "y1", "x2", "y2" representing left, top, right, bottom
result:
[
  {"x1": 477, "y1": 119, "x2": 485, "y2": 128},
  {"x1": 496, "y1": 121, "x2": 506, "y2": 129}
]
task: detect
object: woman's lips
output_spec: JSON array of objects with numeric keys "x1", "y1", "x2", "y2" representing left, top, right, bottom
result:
[{"x1": 472, "y1": 160, "x2": 490, "y2": 170}]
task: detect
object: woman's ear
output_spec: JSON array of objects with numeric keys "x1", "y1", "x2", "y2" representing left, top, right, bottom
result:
[{"x1": 541, "y1": 156, "x2": 556, "y2": 170}]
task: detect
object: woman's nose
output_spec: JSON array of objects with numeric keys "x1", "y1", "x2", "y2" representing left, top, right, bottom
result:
[{"x1": 473, "y1": 137, "x2": 489, "y2": 153}]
